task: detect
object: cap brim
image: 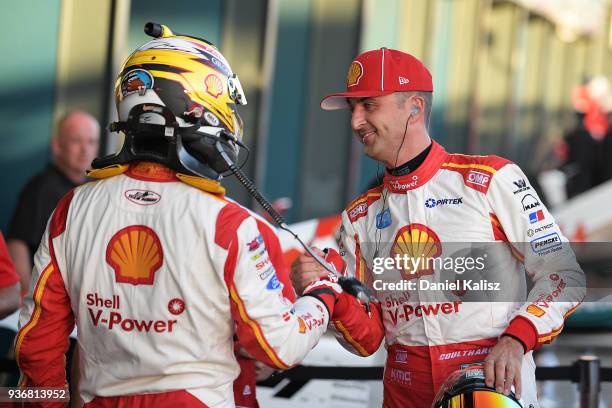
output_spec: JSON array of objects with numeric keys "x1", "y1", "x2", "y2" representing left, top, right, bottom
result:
[{"x1": 320, "y1": 90, "x2": 394, "y2": 110}]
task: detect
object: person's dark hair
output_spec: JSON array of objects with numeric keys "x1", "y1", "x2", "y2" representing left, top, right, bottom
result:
[{"x1": 396, "y1": 91, "x2": 433, "y2": 129}]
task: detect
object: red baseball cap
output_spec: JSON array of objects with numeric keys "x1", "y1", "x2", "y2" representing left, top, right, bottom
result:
[{"x1": 320, "y1": 48, "x2": 433, "y2": 110}]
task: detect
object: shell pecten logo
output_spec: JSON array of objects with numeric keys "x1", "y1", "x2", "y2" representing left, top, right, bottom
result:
[
  {"x1": 391, "y1": 224, "x2": 442, "y2": 279},
  {"x1": 346, "y1": 61, "x2": 363, "y2": 87},
  {"x1": 106, "y1": 225, "x2": 163, "y2": 285},
  {"x1": 205, "y1": 73, "x2": 224, "y2": 98}
]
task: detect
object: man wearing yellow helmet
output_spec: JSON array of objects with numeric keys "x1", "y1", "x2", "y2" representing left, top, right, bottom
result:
[{"x1": 14, "y1": 24, "x2": 342, "y2": 407}]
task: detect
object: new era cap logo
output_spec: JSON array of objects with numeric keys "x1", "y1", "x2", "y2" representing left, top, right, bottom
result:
[{"x1": 399, "y1": 76, "x2": 410, "y2": 85}]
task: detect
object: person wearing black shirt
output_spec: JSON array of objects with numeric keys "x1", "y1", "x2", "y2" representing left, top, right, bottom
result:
[{"x1": 7, "y1": 111, "x2": 99, "y2": 294}]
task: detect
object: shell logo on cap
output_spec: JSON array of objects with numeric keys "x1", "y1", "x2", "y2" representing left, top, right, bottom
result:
[
  {"x1": 106, "y1": 225, "x2": 163, "y2": 285},
  {"x1": 346, "y1": 61, "x2": 364, "y2": 87},
  {"x1": 205, "y1": 74, "x2": 224, "y2": 98},
  {"x1": 390, "y1": 224, "x2": 441, "y2": 280},
  {"x1": 527, "y1": 304, "x2": 545, "y2": 317}
]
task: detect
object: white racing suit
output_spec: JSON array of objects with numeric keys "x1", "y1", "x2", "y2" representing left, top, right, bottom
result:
[
  {"x1": 329, "y1": 141, "x2": 585, "y2": 408},
  {"x1": 15, "y1": 162, "x2": 331, "y2": 407}
]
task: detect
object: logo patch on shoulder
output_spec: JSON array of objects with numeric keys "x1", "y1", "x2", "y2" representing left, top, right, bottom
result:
[{"x1": 466, "y1": 170, "x2": 490, "y2": 187}]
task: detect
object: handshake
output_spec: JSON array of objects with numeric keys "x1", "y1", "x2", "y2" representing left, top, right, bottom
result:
[{"x1": 293, "y1": 247, "x2": 374, "y2": 318}]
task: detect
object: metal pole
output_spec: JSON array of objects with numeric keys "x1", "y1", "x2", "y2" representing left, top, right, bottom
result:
[{"x1": 576, "y1": 355, "x2": 600, "y2": 408}]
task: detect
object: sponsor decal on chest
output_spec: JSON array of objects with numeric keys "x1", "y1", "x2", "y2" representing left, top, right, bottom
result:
[{"x1": 424, "y1": 197, "x2": 463, "y2": 208}]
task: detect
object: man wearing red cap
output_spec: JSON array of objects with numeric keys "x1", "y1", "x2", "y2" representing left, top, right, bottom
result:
[{"x1": 292, "y1": 48, "x2": 584, "y2": 407}]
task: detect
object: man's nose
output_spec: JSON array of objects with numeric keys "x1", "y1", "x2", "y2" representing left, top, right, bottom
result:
[{"x1": 351, "y1": 104, "x2": 366, "y2": 130}]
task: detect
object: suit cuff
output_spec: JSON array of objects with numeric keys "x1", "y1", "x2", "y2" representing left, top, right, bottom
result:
[{"x1": 503, "y1": 316, "x2": 538, "y2": 352}]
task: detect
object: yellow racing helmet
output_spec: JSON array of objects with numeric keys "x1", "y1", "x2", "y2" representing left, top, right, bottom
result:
[
  {"x1": 93, "y1": 22, "x2": 247, "y2": 180},
  {"x1": 433, "y1": 365, "x2": 523, "y2": 408}
]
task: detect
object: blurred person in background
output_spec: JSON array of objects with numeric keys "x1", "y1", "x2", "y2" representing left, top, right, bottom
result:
[
  {"x1": 14, "y1": 25, "x2": 342, "y2": 407},
  {"x1": 6, "y1": 110, "x2": 99, "y2": 294},
  {"x1": 292, "y1": 48, "x2": 585, "y2": 408},
  {"x1": 0, "y1": 231, "x2": 20, "y2": 319},
  {"x1": 558, "y1": 76, "x2": 612, "y2": 198}
]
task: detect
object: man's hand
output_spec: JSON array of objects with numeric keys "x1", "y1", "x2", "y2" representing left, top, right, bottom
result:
[
  {"x1": 290, "y1": 247, "x2": 328, "y2": 295},
  {"x1": 254, "y1": 360, "x2": 277, "y2": 381},
  {"x1": 484, "y1": 336, "x2": 525, "y2": 400}
]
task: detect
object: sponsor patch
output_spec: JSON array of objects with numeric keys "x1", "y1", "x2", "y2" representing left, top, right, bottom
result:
[
  {"x1": 466, "y1": 170, "x2": 490, "y2": 187},
  {"x1": 527, "y1": 222, "x2": 554, "y2": 237},
  {"x1": 349, "y1": 203, "x2": 368, "y2": 219},
  {"x1": 521, "y1": 194, "x2": 540, "y2": 211},
  {"x1": 424, "y1": 197, "x2": 463, "y2": 208},
  {"x1": 389, "y1": 177, "x2": 419, "y2": 191},
  {"x1": 167, "y1": 298, "x2": 185, "y2": 315},
  {"x1": 346, "y1": 61, "x2": 364, "y2": 87},
  {"x1": 528, "y1": 209, "x2": 545, "y2": 224},
  {"x1": 530, "y1": 232, "x2": 562, "y2": 255},
  {"x1": 298, "y1": 313, "x2": 325, "y2": 333},
  {"x1": 527, "y1": 304, "x2": 545, "y2": 317},
  {"x1": 205, "y1": 74, "x2": 224, "y2": 98},
  {"x1": 259, "y1": 266, "x2": 275, "y2": 280},
  {"x1": 266, "y1": 274, "x2": 282, "y2": 291},
  {"x1": 512, "y1": 179, "x2": 531, "y2": 194},
  {"x1": 389, "y1": 368, "x2": 411, "y2": 385},
  {"x1": 125, "y1": 189, "x2": 161, "y2": 205},
  {"x1": 247, "y1": 235, "x2": 264, "y2": 252},
  {"x1": 120, "y1": 69, "x2": 154, "y2": 97},
  {"x1": 376, "y1": 208, "x2": 392, "y2": 229},
  {"x1": 255, "y1": 257, "x2": 272, "y2": 270},
  {"x1": 395, "y1": 350, "x2": 408, "y2": 363},
  {"x1": 204, "y1": 111, "x2": 220, "y2": 126},
  {"x1": 106, "y1": 226, "x2": 163, "y2": 285},
  {"x1": 399, "y1": 76, "x2": 410, "y2": 85}
]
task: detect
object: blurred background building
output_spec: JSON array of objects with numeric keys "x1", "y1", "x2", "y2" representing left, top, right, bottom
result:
[{"x1": 0, "y1": 0, "x2": 610, "y2": 228}]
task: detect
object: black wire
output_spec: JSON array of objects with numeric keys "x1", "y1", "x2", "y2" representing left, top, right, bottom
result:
[{"x1": 373, "y1": 113, "x2": 411, "y2": 259}]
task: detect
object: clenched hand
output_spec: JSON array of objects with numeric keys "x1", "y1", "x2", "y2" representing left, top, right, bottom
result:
[{"x1": 290, "y1": 247, "x2": 328, "y2": 294}]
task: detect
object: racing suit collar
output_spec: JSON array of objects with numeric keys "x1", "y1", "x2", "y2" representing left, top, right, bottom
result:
[{"x1": 383, "y1": 140, "x2": 448, "y2": 193}]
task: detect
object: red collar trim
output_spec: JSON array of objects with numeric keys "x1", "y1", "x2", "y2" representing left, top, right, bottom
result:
[
  {"x1": 125, "y1": 162, "x2": 178, "y2": 182},
  {"x1": 383, "y1": 141, "x2": 448, "y2": 192}
]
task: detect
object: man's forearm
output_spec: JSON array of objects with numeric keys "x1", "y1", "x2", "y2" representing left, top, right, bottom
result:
[
  {"x1": 7, "y1": 240, "x2": 31, "y2": 295},
  {"x1": 0, "y1": 284, "x2": 20, "y2": 319}
]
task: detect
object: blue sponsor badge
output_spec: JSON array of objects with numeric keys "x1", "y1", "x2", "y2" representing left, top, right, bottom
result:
[
  {"x1": 376, "y1": 208, "x2": 392, "y2": 229},
  {"x1": 266, "y1": 274, "x2": 282, "y2": 291}
]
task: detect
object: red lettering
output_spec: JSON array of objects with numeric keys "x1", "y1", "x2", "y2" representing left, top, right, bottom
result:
[
  {"x1": 441, "y1": 303, "x2": 452, "y2": 313},
  {"x1": 154, "y1": 321, "x2": 166, "y2": 332},
  {"x1": 131, "y1": 319, "x2": 152, "y2": 332},
  {"x1": 109, "y1": 311, "x2": 122, "y2": 329},
  {"x1": 86, "y1": 293, "x2": 94, "y2": 306},
  {"x1": 388, "y1": 309, "x2": 400, "y2": 325},
  {"x1": 122, "y1": 319, "x2": 135, "y2": 332},
  {"x1": 168, "y1": 320, "x2": 177, "y2": 332},
  {"x1": 88, "y1": 308, "x2": 103, "y2": 326},
  {"x1": 104, "y1": 299, "x2": 112, "y2": 308}
]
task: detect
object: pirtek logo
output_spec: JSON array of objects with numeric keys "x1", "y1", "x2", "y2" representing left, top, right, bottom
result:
[
  {"x1": 387, "y1": 301, "x2": 462, "y2": 325},
  {"x1": 425, "y1": 197, "x2": 463, "y2": 208}
]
